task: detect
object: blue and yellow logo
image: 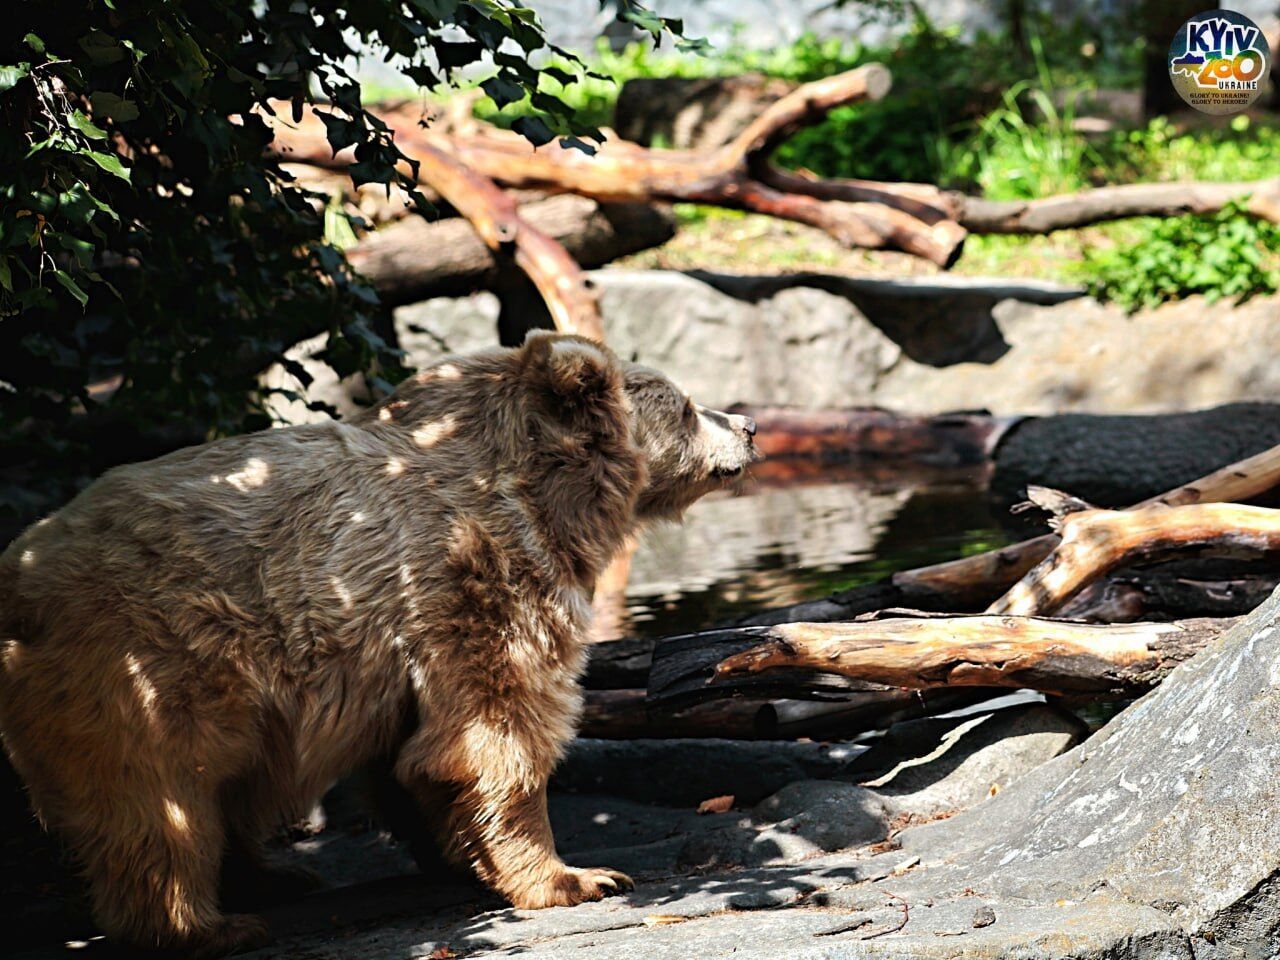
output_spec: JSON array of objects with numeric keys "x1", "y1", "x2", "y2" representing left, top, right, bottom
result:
[{"x1": 1168, "y1": 10, "x2": 1270, "y2": 115}]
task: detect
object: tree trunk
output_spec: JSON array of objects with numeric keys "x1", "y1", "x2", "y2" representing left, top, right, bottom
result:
[
  {"x1": 990, "y1": 403, "x2": 1280, "y2": 525},
  {"x1": 346, "y1": 194, "x2": 674, "y2": 307}
]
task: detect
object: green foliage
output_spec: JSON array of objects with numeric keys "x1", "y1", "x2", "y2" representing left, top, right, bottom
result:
[
  {"x1": 942, "y1": 81, "x2": 1099, "y2": 200},
  {"x1": 0, "y1": 0, "x2": 684, "y2": 518},
  {"x1": 1081, "y1": 204, "x2": 1280, "y2": 312},
  {"x1": 453, "y1": 8, "x2": 1148, "y2": 185},
  {"x1": 1098, "y1": 115, "x2": 1280, "y2": 184}
]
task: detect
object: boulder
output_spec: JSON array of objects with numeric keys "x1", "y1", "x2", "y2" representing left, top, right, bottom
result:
[
  {"x1": 990, "y1": 401, "x2": 1280, "y2": 515},
  {"x1": 552, "y1": 738, "x2": 862, "y2": 806},
  {"x1": 850, "y1": 702, "x2": 1086, "y2": 815},
  {"x1": 678, "y1": 781, "x2": 895, "y2": 870},
  {"x1": 268, "y1": 272, "x2": 1280, "y2": 422}
]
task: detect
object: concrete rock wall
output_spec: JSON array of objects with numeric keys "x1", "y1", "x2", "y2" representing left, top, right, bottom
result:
[{"x1": 268, "y1": 271, "x2": 1278, "y2": 422}]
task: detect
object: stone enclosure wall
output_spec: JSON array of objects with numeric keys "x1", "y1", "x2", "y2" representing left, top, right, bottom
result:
[{"x1": 268, "y1": 270, "x2": 1280, "y2": 422}]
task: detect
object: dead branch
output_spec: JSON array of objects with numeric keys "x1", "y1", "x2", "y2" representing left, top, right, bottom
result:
[
  {"x1": 893, "y1": 441, "x2": 1280, "y2": 608},
  {"x1": 752, "y1": 168, "x2": 1280, "y2": 231},
  {"x1": 989, "y1": 501, "x2": 1280, "y2": 616},
  {"x1": 648, "y1": 611, "x2": 1231, "y2": 707},
  {"x1": 404, "y1": 141, "x2": 603, "y2": 340},
  {"x1": 268, "y1": 66, "x2": 969, "y2": 268},
  {"x1": 957, "y1": 177, "x2": 1280, "y2": 232}
]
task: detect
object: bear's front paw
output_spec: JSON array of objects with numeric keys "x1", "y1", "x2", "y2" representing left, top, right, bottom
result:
[{"x1": 510, "y1": 866, "x2": 635, "y2": 908}]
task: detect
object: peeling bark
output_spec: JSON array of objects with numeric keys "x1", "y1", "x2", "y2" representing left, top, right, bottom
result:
[
  {"x1": 894, "y1": 441, "x2": 1280, "y2": 608},
  {"x1": 648, "y1": 611, "x2": 1232, "y2": 707},
  {"x1": 990, "y1": 498, "x2": 1280, "y2": 616}
]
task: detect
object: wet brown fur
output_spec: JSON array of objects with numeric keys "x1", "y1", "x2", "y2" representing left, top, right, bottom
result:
[{"x1": 0, "y1": 333, "x2": 757, "y2": 956}]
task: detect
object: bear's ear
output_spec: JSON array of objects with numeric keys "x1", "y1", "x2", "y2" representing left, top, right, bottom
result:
[{"x1": 521, "y1": 331, "x2": 620, "y2": 405}]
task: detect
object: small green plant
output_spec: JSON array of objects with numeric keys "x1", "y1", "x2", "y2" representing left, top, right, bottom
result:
[
  {"x1": 943, "y1": 81, "x2": 1100, "y2": 199},
  {"x1": 1082, "y1": 203, "x2": 1280, "y2": 311}
]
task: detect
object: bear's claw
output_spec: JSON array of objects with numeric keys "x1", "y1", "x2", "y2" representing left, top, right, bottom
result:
[{"x1": 512, "y1": 866, "x2": 635, "y2": 908}]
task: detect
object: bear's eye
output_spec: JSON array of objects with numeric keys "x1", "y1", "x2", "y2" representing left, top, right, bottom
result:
[{"x1": 682, "y1": 399, "x2": 697, "y2": 424}]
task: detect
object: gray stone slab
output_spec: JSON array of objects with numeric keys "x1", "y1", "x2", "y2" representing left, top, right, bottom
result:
[{"x1": 554, "y1": 737, "x2": 864, "y2": 805}]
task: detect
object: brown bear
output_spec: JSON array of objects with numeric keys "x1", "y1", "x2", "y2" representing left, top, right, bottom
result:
[{"x1": 0, "y1": 333, "x2": 757, "y2": 957}]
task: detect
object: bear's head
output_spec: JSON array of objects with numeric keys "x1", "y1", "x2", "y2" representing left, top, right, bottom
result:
[
  {"x1": 623, "y1": 363, "x2": 760, "y2": 520},
  {"x1": 516, "y1": 332, "x2": 759, "y2": 523}
]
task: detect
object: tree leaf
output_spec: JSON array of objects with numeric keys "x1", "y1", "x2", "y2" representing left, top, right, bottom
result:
[
  {"x1": 85, "y1": 150, "x2": 131, "y2": 181},
  {"x1": 481, "y1": 74, "x2": 525, "y2": 109},
  {"x1": 89, "y1": 91, "x2": 140, "y2": 122},
  {"x1": 0, "y1": 64, "x2": 30, "y2": 92},
  {"x1": 511, "y1": 115, "x2": 554, "y2": 147},
  {"x1": 79, "y1": 30, "x2": 125, "y2": 64},
  {"x1": 68, "y1": 109, "x2": 108, "y2": 140},
  {"x1": 53, "y1": 269, "x2": 89, "y2": 307}
]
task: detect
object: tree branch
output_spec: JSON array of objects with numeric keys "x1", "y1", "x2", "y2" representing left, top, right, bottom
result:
[
  {"x1": 893, "y1": 441, "x2": 1280, "y2": 607},
  {"x1": 648, "y1": 612, "x2": 1232, "y2": 707},
  {"x1": 989, "y1": 501, "x2": 1280, "y2": 616}
]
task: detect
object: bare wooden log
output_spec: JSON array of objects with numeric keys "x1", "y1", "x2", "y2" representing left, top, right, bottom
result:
[
  {"x1": 958, "y1": 177, "x2": 1280, "y2": 233},
  {"x1": 894, "y1": 441, "x2": 1280, "y2": 608},
  {"x1": 346, "y1": 194, "x2": 674, "y2": 306},
  {"x1": 990, "y1": 497, "x2": 1280, "y2": 616},
  {"x1": 267, "y1": 66, "x2": 969, "y2": 268},
  {"x1": 404, "y1": 141, "x2": 604, "y2": 340},
  {"x1": 753, "y1": 167, "x2": 1280, "y2": 231},
  {"x1": 730, "y1": 405, "x2": 1001, "y2": 465},
  {"x1": 648, "y1": 611, "x2": 1232, "y2": 707}
]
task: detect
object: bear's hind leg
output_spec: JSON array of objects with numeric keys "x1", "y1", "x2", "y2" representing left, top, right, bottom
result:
[{"x1": 71, "y1": 782, "x2": 268, "y2": 957}]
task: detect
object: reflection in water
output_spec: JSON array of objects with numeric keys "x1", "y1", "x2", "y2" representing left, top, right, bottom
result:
[{"x1": 601, "y1": 465, "x2": 1009, "y2": 642}]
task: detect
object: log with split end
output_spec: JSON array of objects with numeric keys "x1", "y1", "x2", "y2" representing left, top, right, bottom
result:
[
  {"x1": 648, "y1": 614, "x2": 1232, "y2": 706},
  {"x1": 990, "y1": 499, "x2": 1280, "y2": 617}
]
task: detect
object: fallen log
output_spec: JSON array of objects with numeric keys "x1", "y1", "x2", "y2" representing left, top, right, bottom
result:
[
  {"x1": 758, "y1": 169, "x2": 1280, "y2": 231},
  {"x1": 346, "y1": 194, "x2": 674, "y2": 307},
  {"x1": 269, "y1": 65, "x2": 970, "y2": 268},
  {"x1": 990, "y1": 493, "x2": 1280, "y2": 616},
  {"x1": 647, "y1": 611, "x2": 1232, "y2": 707},
  {"x1": 729, "y1": 406, "x2": 1003, "y2": 466},
  {"x1": 956, "y1": 177, "x2": 1280, "y2": 233},
  {"x1": 989, "y1": 402, "x2": 1280, "y2": 521},
  {"x1": 893, "y1": 440, "x2": 1280, "y2": 608},
  {"x1": 580, "y1": 686, "x2": 993, "y2": 740},
  {"x1": 397, "y1": 140, "x2": 605, "y2": 340}
]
